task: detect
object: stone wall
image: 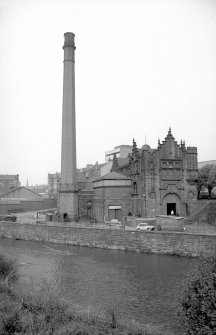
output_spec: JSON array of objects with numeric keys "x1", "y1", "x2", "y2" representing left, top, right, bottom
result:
[
  {"x1": 0, "y1": 199, "x2": 57, "y2": 214},
  {"x1": 156, "y1": 215, "x2": 185, "y2": 228},
  {"x1": 78, "y1": 190, "x2": 94, "y2": 219},
  {"x1": 0, "y1": 222, "x2": 216, "y2": 257},
  {"x1": 185, "y1": 200, "x2": 216, "y2": 225},
  {"x1": 93, "y1": 182, "x2": 132, "y2": 223}
]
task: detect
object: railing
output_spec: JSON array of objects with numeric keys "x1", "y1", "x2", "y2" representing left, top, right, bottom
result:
[{"x1": 198, "y1": 195, "x2": 216, "y2": 200}]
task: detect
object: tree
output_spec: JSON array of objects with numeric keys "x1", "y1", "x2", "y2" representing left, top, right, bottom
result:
[
  {"x1": 178, "y1": 254, "x2": 216, "y2": 335},
  {"x1": 197, "y1": 164, "x2": 216, "y2": 198}
]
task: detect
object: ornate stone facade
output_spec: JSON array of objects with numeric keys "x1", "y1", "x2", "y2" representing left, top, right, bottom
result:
[{"x1": 116, "y1": 128, "x2": 198, "y2": 218}]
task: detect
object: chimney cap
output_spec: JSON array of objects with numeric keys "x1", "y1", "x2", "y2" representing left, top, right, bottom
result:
[{"x1": 63, "y1": 32, "x2": 75, "y2": 48}]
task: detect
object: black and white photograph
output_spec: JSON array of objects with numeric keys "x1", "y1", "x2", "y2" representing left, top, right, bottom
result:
[{"x1": 0, "y1": 0, "x2": 216, "y2": 334}]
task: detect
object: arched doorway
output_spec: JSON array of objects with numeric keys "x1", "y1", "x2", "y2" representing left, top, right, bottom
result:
[{"x1": 162, "y1": 193, "x2": 180, "y2": 216}]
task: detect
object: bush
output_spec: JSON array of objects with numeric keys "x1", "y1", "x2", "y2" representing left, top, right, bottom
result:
[
  {"x1": 178, "y1": 254, "x2": 216, "y2": 335},
  {"x1": 0, "y1": 254, "x2": 18, "y2": 285},
  {"x1": 0, "y1": 281, "x2": 162, "y2": 335},
  {"x1": 0, "y1": 283, "x2": 69, "y2": 335}
]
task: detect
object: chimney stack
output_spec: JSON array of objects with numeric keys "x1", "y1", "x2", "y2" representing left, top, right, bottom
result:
[{"x1": 58, "y1": 32, "x2": 78, "y2": 221}]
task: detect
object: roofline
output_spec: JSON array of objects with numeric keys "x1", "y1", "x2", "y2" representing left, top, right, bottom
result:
[
  {"x1": 94, "y1": 173, "x2": 132, "y2": 182},
  {"x1": 1, "y1": 186, "x2": 44, "y2": 198}
]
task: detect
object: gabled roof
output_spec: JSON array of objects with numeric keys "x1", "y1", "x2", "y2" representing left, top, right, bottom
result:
[{"x1": 1, "y1": 186, "x2": 44, "y2": 199}]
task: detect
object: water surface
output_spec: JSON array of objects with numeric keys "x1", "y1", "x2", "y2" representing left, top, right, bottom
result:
[{"x1": 0, "y1": 238, "x2": 197, "y2": 333}]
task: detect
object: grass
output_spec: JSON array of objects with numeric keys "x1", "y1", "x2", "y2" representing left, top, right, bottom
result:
[
  {"x1": 0, "y1": 254, "x2": 18, "y2": 285},
  {"x1": 0, "y1": 254, "x2": 171, "y2": 335}
]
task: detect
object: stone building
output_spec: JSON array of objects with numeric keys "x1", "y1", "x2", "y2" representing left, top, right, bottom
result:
[
  {"x1": 57, "y1": 125, "x2": 198, "y2": 221},
  {"x1": 92, "y1": 171, "x2": 132, "y2": 222},
  {"x1": 114, "y1": 128, "x2": 198, "y2": 218}
]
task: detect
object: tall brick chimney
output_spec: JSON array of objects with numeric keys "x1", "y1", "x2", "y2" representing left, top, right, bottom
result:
[{"x1": 58, "y1": 32, "x2": 78, "y2": 221}]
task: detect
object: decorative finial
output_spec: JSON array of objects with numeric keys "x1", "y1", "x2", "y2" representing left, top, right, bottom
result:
[
  {"x1": 133, "y1": 138, "x2": 137, "y2": 148},
  {"x1": 111, "y1": 153, "x2": 119, "y2": 172}
]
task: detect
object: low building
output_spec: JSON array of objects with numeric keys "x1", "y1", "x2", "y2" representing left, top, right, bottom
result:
[
  {"x1": 0, "y1": 187, "x2": 56, "y2": 214},
  {"x1": 92, "y1": 171, "x2": 132, "y2": 223},
  {"x1": 27, "y1": 185, "x2": 48, "y2": 198}
]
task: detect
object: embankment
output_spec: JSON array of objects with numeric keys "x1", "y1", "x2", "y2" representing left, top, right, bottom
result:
[{"x1": 0, "y1": 221, "x2": 216, "y2": 257}]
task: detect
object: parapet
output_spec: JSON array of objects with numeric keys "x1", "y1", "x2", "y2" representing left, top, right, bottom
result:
[{"x1": 186, "y1": 147, "x2": 197, "y2": 154}]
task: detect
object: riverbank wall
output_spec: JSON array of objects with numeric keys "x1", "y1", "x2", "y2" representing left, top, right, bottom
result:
[{"x1": 0, "y1": 221, "x2": 216, "y2": 257}]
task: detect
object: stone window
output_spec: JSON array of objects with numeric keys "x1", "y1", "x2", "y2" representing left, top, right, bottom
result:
[{"x1": 133, "y1": 182, "x2": 138, "y2": 194}]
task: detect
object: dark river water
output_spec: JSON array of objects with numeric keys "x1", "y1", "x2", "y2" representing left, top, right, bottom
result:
[{"x1": 0, "y1": 238, "x2": 197, "y2": 334}]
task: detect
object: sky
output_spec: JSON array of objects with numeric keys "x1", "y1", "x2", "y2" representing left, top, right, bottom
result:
[{"x1": 0, "y1": 0, "x2": 216, "y2": 186}]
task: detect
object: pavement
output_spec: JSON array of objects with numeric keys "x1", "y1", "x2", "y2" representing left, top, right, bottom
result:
[
  {"x1": 11, "y1": 211, "x2": 216, "y2": 235},
  {"x1": 14, "y1": 210, "x2": 135, "y2": 230}
]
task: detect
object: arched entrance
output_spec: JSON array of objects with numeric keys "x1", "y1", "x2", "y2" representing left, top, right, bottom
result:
[{"x1": 162, "y1": 193, "x2": 180, "y2": 216}]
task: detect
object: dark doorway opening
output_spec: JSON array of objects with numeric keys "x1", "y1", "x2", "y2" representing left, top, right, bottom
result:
[
  {"x1": 167, "y1": 203, "x2": 176, "y2": 215},
  {"x1": 108, "y1": 209, "x2": 122, "y2": 221}
]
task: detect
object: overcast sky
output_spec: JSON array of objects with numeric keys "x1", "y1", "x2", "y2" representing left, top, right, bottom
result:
[{"x1": 0, "y1": 0, "x2": 216, "y2": 186}]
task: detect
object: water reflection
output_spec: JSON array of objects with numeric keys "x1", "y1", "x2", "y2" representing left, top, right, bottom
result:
[{"x1": 0, "y1": 239, "x2": 197, "y2": 333}]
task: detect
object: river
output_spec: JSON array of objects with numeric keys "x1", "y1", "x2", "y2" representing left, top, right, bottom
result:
[{"x1": 0, "y1": 238, "x2": 197, "y2": 334}]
